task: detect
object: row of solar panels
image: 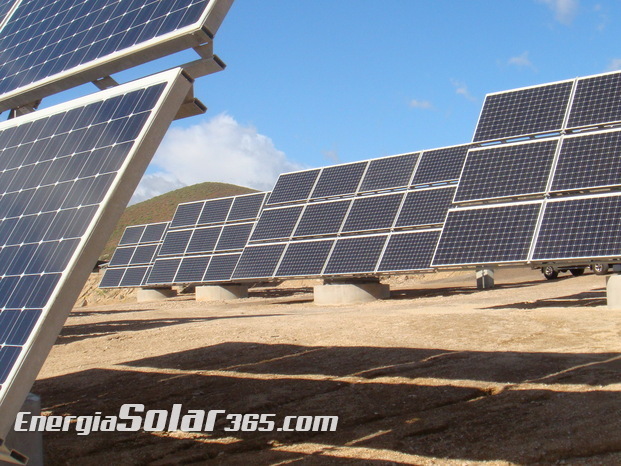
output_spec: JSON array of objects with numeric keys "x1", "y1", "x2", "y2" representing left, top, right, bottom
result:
[
  {"x1": 474, "y1": 71, "x2": 621, "y2": 142},
  {"x1": 102, "y1": 69, "x2": 621, "y2": 289}
]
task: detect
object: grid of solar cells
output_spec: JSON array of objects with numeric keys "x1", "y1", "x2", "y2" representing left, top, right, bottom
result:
[
  {"x1": 378, "y1": 230, "x2": 441, "y2": 272},
  {"x1": 455, "y1": 140, "x2": 558, "y2": 203},
  {"x1": 100, "y1": 221, "x2": 169, "y2": 288},
  {"x1": 551, "y1": 130, "x2": 621, "y2": 193},
  {"x1": 359, "y1": 153, "x2": 418, "y2": 192},
  {"x1": 275, "y1": 240, "x2": 335, "y2": 277},
  {"x1": 146, "y1": 193, "x2": 268, "y2": 285},
  {"x1": 395, "y1": 187, "x2": 456, "y2": 228},
  {"x1": 432, "y1": 203, "x2": 542, "y2": 266},
  {"x1": 0, "y1": 70, "x2": 189, "y2": 442},
  {"x1": 250, "y1": 206, "x2": 303, "y2": 242},
  {"x1": 323, "y1": 235, "x2": 388, "y2": 275},
  {"x1": 473, "y1": 81, "x2": 573, "y2": 142},
  {"x1": 266, "y1": 169, "x2": 320, "y2": 206},
  {"x1": 411, "y1": 145, "x2": 470, "y2": 185},
  {"x1": 0, "y1": 0, "x2": 229, "y2": 110},
  {"x1": 231, "y1": 244, "x2": 286, "y2": 280},
  {"x1": 567, "y1": 72, "x2": 621, "y2": 129},
  {"x1": 310, "y1": 162, "x2": 368, "y2": 199},
  {"x1": 533, "y1": 195, "x2": 621, "y2": 260},
  {"x1": 341, "y1": 193, "x2": 404, "y2": 233},
  {"x1": 293, "y1": 200, "x2": 350, "y2": 237}
]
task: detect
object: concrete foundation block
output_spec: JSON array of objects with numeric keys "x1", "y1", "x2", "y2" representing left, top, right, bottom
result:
[
  {"x1": 137, "y1": 288, "x2": 177, "y2": 302},
  {"x1": 607, "y1": 274, "x2": 621, "y2": 309},
  {"x1": 1, "y1": 393, "x2": 43, "y2": 466},
  {"x1": 476, "y1": 268, "x2": 495, "y2": 290},
  {"x1": 313, "y1": 282, "x2": 390, "y2": 305},
  {"x1": 196, "y1": 285, "x2": 249, "y2": 301}
]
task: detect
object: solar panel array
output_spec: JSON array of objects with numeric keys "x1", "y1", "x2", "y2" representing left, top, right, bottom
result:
[
  {"x1": 0, "y1": 0, "x2": 233, "y2": 112},
  {"x1": 99, "y1": 221, "x2": 169, "y2": 288},
  {"x1": 0, "y1": 69, "x2": 194, "y2": 442},
  {"x1": 434, "y1": 69, "x2": 621, "y2": 268},
  {"x1": 144, "y1": 192, "x2": 268, "y2": 285},
  {"x1": 230, "y1": 147, "x2": 470, "y2": 281},
  {"x1": 473, "y1": 70, "x2": 621, "y2": 143}
]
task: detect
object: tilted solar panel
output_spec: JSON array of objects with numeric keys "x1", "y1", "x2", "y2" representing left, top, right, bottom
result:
[
  {"x1": 310, "y1": 161, "x2": 368, "y2": 199},
  {"x1": 432, "y1": 202, "x2": 543, "y2": 266},
  {"x1": 0, "y1": 0, "x2": 233, "y2": 112},
  {"x1": 0, "y1": 68, "x2": 193, "y2": 443},
  {"x1": 567, "y1": 71, "x2": 621, "y2": 130},
  {"x1": 359, "y1": 153, "x2": 418, "y2": 192},
  {"x1": 266, "y1": 169, "x2": 320, "y2": 206},
  {"x1": 473, "y1": 81, "x2": 573, "y2": 142},
  {"x1": 455, "y1": 139, "x2": 558, "y2": 203},
  {"x1": 533, "y1": 194, "x2": 621, "y2": 260},
  {"x1": 411, "y1": 145, "x2": 470, "y2": 185},
  {"x1": 551, "y1": 130, "x2": 621, "y2": 193},
  {"x1": 378, "y1": 230, "x2": 441, "y2": 272}
]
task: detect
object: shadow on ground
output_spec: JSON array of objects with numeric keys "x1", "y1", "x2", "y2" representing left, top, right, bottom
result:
[{"x1": 35, "y1": 342, "x2": 621, "y2": 465}]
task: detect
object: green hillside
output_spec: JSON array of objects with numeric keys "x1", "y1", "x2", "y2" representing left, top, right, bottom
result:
[{"x1": 101, "y1": 182, "x2": 257, "y2": 259}]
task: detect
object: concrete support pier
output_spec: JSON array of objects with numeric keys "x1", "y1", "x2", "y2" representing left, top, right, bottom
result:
[
  {"x1": 137, "y1": 287, "x2": 177, "y2": 302},
  {"x1": 0, "y1": 393, "x2": 43, "y2": 466},
  {"x1": 196, "y1": 284, "x2": 249, "y2": 301},
  {"x1": 314, "y1": 278, "x2": 390, "y2": 305},
  {"x1": 606, "y1": 273, "x2": 621, "y2": 309},
  {"x1": 476, "y1": 268, "x2": 495, "y2": 290}
]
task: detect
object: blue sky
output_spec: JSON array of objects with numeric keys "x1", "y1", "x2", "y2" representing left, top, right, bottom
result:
[{"x1": 46, "y1": 0, "x2": 621, "y2": 202}]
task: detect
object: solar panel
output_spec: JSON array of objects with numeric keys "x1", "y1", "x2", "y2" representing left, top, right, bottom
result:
[
  {"x1": 310, "y1": 162, "x2": 368, "y2": 199},
  {"x1": 249, "y1": 206, "x2": 303, "y2": 242},
  {"x1": 532, "y1": 194, "x2": 621, "y2": 260},
  {"x1": 214, "y1": 222, "x2": 253, "y2": 251},
  {"x1": 323, "y1": 235, "x2": 388, "y2": 275},
  {"x1": 231, "y1": 244, "x2": 286, "y2": 280},
  {"x1": 227, "y1": 192, "x2": 267, "y2": 221},
  {"x1": 185, "y1": 226, "x2": 221, "y2": 254},
  {"x1": 275, "y1": 240, "x2": 335, "y2": 277},
  {"x1": 170, "y1": 201, "x2": 203, "y2": 228},
  {"x1": 567, "y1": 71, "x2": 621, "y2": 129},
  {"x1": 175, "y1": 255, "x2": 211, "y2": 283},
  {"x1": 432, "y1": 202, "x2": 543, "y2": 266},
  {"x1": 293, "y1": 200, "x2": 351, "y2": 238},
  {"x1": 202, "y1": 253, "x2": 240, "y2": 282},
  {"x1": 119, "y1": 266, "x2": 149, "y2": 287},
  {"x1": 159, "y1": 229, "x2": 192, "y2": 256},
  {"x1": 358, "y1": 153, "x2": 418, "y2": 192},
  {"x1": 455, "y1": 140, "x2": 558, "y2": 203},
  {"x1": 118, "y1": 224, "x2": 145, "y2": 245},
  {"x1": 0, "y1": 0, "x2": 233, "y2": 112},
  {"x1": 341, "y1": 193, "x2": 404, "y2": 233},
  {"x1": 395, "y1": 187, "x2": 456, "y2": 228},
  {"x1": 266, "y1": 169, "x2": 320, "y2": 206},
  {"x1": 411, "y1": 145, "x2": 470, "y2": 185},
  {"x1": 0, "y1": 68, "x2": 193, "y2": 442},
  {"x1": 377, "y1": 230, "x2": 441, "y2": 272},
  {"x1": 197, "y1": 197, "x2": 233, "y2": 225},
  {"x1": 473, "y1": 81, "x2": 573, "y2": 142},
  {"x1": 551, "y1": 130, "x2": 621, "y2": 193},
  {"x1": 148, "y1": 257, "x2": 181, "y2": 284}
]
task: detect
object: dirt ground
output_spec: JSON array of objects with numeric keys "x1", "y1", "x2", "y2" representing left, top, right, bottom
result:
[{"x1": 32, "y1": 267, "x2": 621, "y2": 465}]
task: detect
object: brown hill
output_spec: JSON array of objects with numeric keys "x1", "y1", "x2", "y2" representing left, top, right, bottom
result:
[{"x1": 101, "y1": 182, "x2": 257, "y2": 259}]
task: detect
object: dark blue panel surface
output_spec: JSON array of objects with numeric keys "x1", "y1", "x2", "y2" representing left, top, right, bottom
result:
[
  {"x1": 323, "y1": 235, "x2": 388, "y2": 275},
  {"x1": 378, "y1": 231, "x2": 440, "y2": 272}
]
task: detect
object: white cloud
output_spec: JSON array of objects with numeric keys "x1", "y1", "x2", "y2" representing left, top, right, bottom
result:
[
  {"x1": 130, "y1": 113, "x2": 303, "y2": 204},
  {"x1": 606, "y1": 58, "x2": 621, "y2": 71},
  {"x1": 450, "y1": 79, "x2": 476, "y2": 102},
  {"x1": 538, "y1": 0, "x2": 579, "y2": 25},
  {"x1": 409, "y1": 99, "x2": 433, "y2": 109},
  {"x1": 508, "y1": 51, "x2": 536, "y2": 70}
]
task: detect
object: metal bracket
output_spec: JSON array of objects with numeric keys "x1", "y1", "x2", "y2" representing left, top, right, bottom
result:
[
  {"x1": 174, "y1": 87, "x2": 207, "y2": 121},
  {"x1": 92, "y1": 75, "x2": 119, "y2": 91},
  {"x1": 8, "y1": 100, "x2": 41, "y2": 119}
]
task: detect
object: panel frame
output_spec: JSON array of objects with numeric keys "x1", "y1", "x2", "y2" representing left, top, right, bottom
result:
[{"x1": 0, "y1": 68, "x2": 193, "y2": 441}]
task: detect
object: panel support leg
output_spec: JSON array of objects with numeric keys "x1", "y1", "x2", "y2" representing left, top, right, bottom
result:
[
  {"x1": 476, "y1": 268, "x2": 495, "y2": 290},
  {"x1": 137, "y1": 287, "x2": 177, "y2": 302},
  {"x1": 606, "y1": 270, "x2": 621, "y2": 309},
  {"x1": 313, "y1": 278, "x2": 390, "y2": 305},
  {"x1": 195, "y1": 284, "x2": 248, "y2": 301}
]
